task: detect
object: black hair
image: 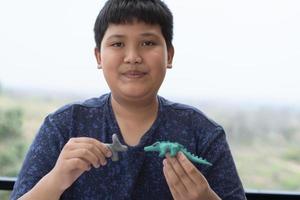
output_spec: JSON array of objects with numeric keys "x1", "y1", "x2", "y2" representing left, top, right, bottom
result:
[{"x1": 94, "y1": 0, "x2": 173, "y2": 49}]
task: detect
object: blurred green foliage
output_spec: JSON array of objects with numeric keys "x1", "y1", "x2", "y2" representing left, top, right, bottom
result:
[
  {"x1": 0, "y1": 108, "x2": 27, "y2": 176},
  {"x1": 0, "y1": 109, "x2": 22, "y2": 140},
  {"x1": 0, "y1": 191, "x2": 11, "y2": 200},
  {"x1": 0, "y1": 108, "x2": 26, "y2": 199}
]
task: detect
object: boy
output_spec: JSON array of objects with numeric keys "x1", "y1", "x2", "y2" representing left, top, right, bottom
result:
[{"x1": 11, "y1": 0, "x2": 246, "y2": 199}]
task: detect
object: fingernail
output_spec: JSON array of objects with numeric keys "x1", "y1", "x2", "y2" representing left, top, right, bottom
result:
[
  {"x1": 163, "y1": 159, "x2": 167, "y2": 166},
  {"x1": 95, "y1": 164, "x2": 100, "y2": 168},
  {"x1": 106, "y1": 151, "x2": 112, "y2": 157},
  {"x1": 179, "y1": 152, "x2": 185, "y2": 161},
  {"x1": 102, "y1": 160, "x2": 107, "y2": 166}
]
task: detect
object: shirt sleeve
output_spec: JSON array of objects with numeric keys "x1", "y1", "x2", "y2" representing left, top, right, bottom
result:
[
  {"x1": 198, "y1": 126, "x2": 246, "y2": 200},
  {"x1": 10, "y1": 114, "x2": 66, "y2": 200}
]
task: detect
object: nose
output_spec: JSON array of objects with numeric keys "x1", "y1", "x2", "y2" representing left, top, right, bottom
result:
[{"x1": 123, "y1": 47, "x2": 142, "y2": 64}]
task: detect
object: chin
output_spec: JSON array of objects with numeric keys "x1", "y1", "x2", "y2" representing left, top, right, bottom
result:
[{"x1": 121, "y1": 88, "x2": 156, "y2": 100}]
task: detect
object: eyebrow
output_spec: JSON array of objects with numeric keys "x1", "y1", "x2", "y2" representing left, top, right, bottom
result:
[
  {"x1": 106, "y1": 32, "x2": 160, "y2": 40},
  {"x1": 140, "y1": 32, "x2": 160, "y2": 38},
  {"x1": 106, "y1": 34, "x2": 124, "y2": 40}
]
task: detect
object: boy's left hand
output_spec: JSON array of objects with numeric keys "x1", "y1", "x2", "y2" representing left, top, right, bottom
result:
[{"x1": 163, "y1": 152, "x2": 221, "y2": 200}]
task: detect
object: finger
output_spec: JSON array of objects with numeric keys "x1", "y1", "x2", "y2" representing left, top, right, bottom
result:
[
  {"x1": 70, "y1": 137, "x2": 112, "y2": 157},
  {"x1": 166, "y1": 154, "x2": 195, "y2": 192},
  {"x1": 177, "y1": 152, "x2": 207, "y2": 186},
  {"x1": 65, "y1": 139, "x2": 108, "y2": 166},
  {"x1": 163, "y1": 158, "x2": 187, "y2": 197},
  {"x1": 96, "y1": 141, "x2": 113, "y2": 158},
  {"x1": 68, "y1": 158, "x2": 92, "y2": 172},
  {"x1": 65, "y1": 148, "x2": 101, "y2": 168},
  {"x1": 163, "y1": 159, "x2": 181, "y2": 199},
  {"x1": 68, "y1": 137, "x2": 112, "y2": 164}
]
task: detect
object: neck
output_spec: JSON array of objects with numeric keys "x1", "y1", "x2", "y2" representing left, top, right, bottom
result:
[{"x1": 110, "y1": 94, "x2": 159, "y2": 122}]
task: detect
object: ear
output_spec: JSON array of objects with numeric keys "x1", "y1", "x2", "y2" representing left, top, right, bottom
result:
[
  {"x1": 167, "y1": 45, "x2": 174, "y2": 69},
  {"x1": 94, "y1": 47, "x2": 102, "y2": 69}
]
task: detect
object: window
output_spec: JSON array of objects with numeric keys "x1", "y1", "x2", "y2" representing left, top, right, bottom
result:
[{"x1": 1, "y1": 1, "x2": 299, "y2": 198}]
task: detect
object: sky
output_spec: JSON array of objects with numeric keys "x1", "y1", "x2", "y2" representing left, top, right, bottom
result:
[{"x1": 0, "y1": 0, "x2": 299, "y2": 104}]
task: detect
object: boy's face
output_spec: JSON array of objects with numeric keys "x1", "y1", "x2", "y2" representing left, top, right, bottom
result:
[{"x1": 95, "y1": 21, "x2": 174, "y2": 102}]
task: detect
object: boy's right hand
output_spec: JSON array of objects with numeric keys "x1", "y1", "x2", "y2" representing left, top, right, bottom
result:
[{"x1": 49, "y1": 137, "x2": 112, "y2": 191}]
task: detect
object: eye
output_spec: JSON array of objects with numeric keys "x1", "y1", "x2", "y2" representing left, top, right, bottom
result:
[
  {"x1": 111, "y1": 42, "x2": 124, "y2": 47},
  {"x1": 142, "y1": 41, "x2": 156, "y2": 46},
  {"x1": 153, "y1": 142, "x2": 159, "y2": 146}
]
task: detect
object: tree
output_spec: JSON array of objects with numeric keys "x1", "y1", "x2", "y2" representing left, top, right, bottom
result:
[{"x1": 0, "y1": 108, "x2": 26, "y2": 176}]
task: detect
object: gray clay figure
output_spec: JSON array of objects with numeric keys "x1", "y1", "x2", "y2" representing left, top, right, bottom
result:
[{"x1": 105, "y1": 134, "x2": 128, "y2": 161}]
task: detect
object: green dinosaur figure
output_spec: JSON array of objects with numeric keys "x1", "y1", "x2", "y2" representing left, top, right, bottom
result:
[{"x1": 144, "y1": 141, "x2": 212, "y2": 166}]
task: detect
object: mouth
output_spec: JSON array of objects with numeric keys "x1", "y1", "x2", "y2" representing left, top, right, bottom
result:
[
  {"x1": 144, "y1": 146, "x2": 155, "y2": 151},
  {"x1": 122, "y1": 70, "x2": 147, "y2": 79}
]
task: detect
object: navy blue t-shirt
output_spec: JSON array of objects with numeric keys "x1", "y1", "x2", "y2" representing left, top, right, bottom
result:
[{"x1": 11, "y1": 94, "x2": 246, "y2": 200}]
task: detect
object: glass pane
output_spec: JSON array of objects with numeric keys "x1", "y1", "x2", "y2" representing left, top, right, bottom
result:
[
  {"x1": 0, "y1": 0, "x2": 299, "y2": 193},
  {"x1": 0, "y1": 93, "x2": 70, "y2": 177},
  {"x1": 0, "y1": 191, "x2": 12, "y2": 200}
]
